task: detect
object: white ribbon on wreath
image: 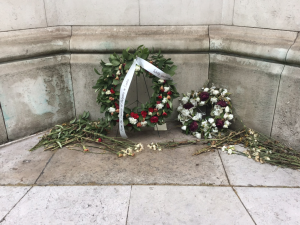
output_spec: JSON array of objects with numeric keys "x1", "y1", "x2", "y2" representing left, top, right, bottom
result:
[{"x1": 119, "y1": 57, "x2": 173, "y2": 138}]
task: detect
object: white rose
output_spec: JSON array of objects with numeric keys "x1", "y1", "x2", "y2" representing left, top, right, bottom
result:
[
  {"x1": 105, "y1": 90, "x2": 111, "y2": 95},
  {"x1": 212, "y1": 123, "x2": 216, "y2": 127},
  {"x1": 181, "y1": 97, "x2": 189, "y2": 104},
  {"x1": 181, "y1": 109, "x2": 190, "y2": 117},
  {"x1": 181, "y1": 126, "x2": 186, "y2": 131},
  {"x1": 164, "y1": 87, "x2": 170, "y2": 92},
  {"x1": 223, "y1": 124, "x2": 228, "y2": 128},
  {"x1": 228, "y1": 114, "x2": 234, "y2": 120},
  {"x1": 148, "y1": 112, "x2": 152, "y2": 116},
  {"x1": 116, "y1": 70, "x2": 121, "y2": 75},
  {"x1": 211, "y1": 97, "x2": 218, "y2": 103},
  {"x1": 212, "y1": 128, "x2": 218, "y2": 133},
  {"x1": 156, "y1": 103, "x2": 164, "y2": 110},
  {"x1": 141, "y1": 121, "x2": 147, "y2": 127},
  {"x1": 213, "y1": 109, "x2": 221, "y2": 116},
  {"x1": 179, "y1": 116, "x2": 188, "y2": 123},
  {"x1": 225, "y1": 106, "x2": 230, "y2": 113},
  {"x1": 196, "y1": 97, "x2": 200, "y2": 102},
  {"x1": 190, "y1": 99, "x2": 197, "y2": 106},
  {"x1": 162, "y1": 97, "x2": 168, "y2": 104},
  {"x1": 192, "y1": 113, "x2": 202, "y2": 121},
  {"x1": 189, "y1": 108, "x2": 194, "y2": 114},
  {"x1": 224, "y1": 113, "x2": 229, "y2": 119},
  {"x1": 158, "y1": 79, "x2": 164, "y2": 83},
  {"x1": 208, "y1": 118, "x2": 214, "y2": 124},
  {"x1": 108, "y1": 107, "x2": 115, "y2": 113},
  {"x1": 224, "y1": 120, "x2": 230, "y2": 126},
  {"x1": 194, "y1": 132, "x2": 201, "y2": 139},
  {"x1": 177, "y1": 104, "x2": 183, "y2": 112},
  {"x1": 213, "y1": 90, "x2": 219, "y2": 95},
  {"x1": 199, "y1": 101, "x2": 205, "y2": 106},
  {"x1": 204, "y1": 88, "x2": 209, "y2": 92},
  {"x1": 222, "y1": 89, "x2": 228, "y2": 96},
  {"x1": 226, "y1": 97, "x2": 231, "y2": 101},
  {"x1": 135, "y1": 65, "x2": 140, "y2": 71},
  {"x1": 201, "y1": 120, "x2": 208, "y2": 127},
  {"x1": 129, "y1": 117, "x2": 137, "y2": 125}
]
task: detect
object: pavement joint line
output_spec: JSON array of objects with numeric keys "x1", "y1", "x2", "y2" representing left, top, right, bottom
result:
[
  {"x1": 125, "y1": 186, "x2": 133, "y2": 225},
  {"x1": 0, "y1": 186, "x2": 33, "y2": 224},
  {"x1": 217, "y1": 149, "x2": 231, "y2": 186},
  {"x1": 33, "y1": 150, "x2": 57, "y2": 184},
  {"x1": 232, "y1": 186, "x2": 257, "y2": 225}
]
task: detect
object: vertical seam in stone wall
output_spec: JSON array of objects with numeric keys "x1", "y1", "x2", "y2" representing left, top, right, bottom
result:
[
  {"x1": 42, "y1": 0, "x2": 49, "y2": 27},
  {"x1": 69, "y1": 26, "x2": 77, "y2": 118},
  {"x1": 232, "y1": 0, "x2": 236, "y2": 25},
  {"x1": 208, "y1": 25, "x2": 211, "y2": 82},
  {"x1": 0, "y1": 102, "x2": 9, "y2": 142},
  {"x1": 138, "y1": 0, "x2": 141, "y2": 25},
  {"x1": 285, "y1": 32, "x2": 299, "y2": 63}
]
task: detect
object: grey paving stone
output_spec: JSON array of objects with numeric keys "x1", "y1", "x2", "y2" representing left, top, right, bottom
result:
[
  {"x1": 36, "y1": 123, "x2": 228, "y2": 185},
  {"x1": 286, "y1": 33, "x2": 300, "y2": 64},
  {"x1": 219, "y1": 146, "x2": 300, "y2": 187},
  {"x1": 2, "y1": 186, "x2": 130, "y2": 225},
  {"x1": 0, "y1": 133, "x2": 53, "y2": 185},
  {"x1": 127, "y1": 186, "x2": 254, "y2": 225},
  {"x1": 0, "y1": 186, "x2": 30, "y2": 221},
  {"x1": 235, "y1": 187, "x2": 300, "y2": 225}
]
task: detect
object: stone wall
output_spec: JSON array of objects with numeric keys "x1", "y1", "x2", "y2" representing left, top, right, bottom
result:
[{"x1": 0, "y1": 0, "x2": 300, "y2": 150}]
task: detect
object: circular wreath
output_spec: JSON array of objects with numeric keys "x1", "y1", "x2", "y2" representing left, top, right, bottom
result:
[
  {"x1": 93, "y1": 46, "x2": 180, "y2": 131},
  {"x1": 177, "y1": 85, "x2": 234, "y2": 139}
]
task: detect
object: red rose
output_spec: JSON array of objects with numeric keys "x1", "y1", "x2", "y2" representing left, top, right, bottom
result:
[
  {"x1": 130, "y1": 112, "x2": 139, "y2": 119},
  {"x1": 141, "y1": 111, "x2": 147, "y2": 118},
  {"x1": 216, "y1": 119, "x2": 224, "y2": 128},
  {"x1": 167, "y1": 91, "x2": 172, "y2": 95},
  {"x1": 148, "y1": 108, "x2": 154, "y2": 112},
  {"x1": 150, "y1": 116, "x2": 159, "y2": 123},
  {"x1": 200, "y1": 92, "x2": 210, "y2": 101},
  {"x1": 114, "y1": 102, "x2": 119, "y2": 109},
  {"x1": 166, "y1": 103, "x2": 170, "y2": 109},
  {"x1": 97, "y1": 138, "x2": 102, "y2": 142},
  {"x1": 156, "y1": 101, "x2": 161, "y2": 104},
  {"x1": 162, "y1": 112, "x2": 167, "y2": 116},
  {"x1": 158, "y1": 95, "x2": 162, "y2": 99},
  {"x1": 217, "y1": 100, "x2": 227, "y2": 107},
  {"x1": 110, "y1": 88, "x2": 115, "y2": 94}
]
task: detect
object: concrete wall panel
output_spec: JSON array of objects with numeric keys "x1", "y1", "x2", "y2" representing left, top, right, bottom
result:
[
  {"x1": 233, "y1": 0, "x2": 300, "y2": 31},
  {"x1": 0, "y1": 0, "x2": 47, "y2": 32},
  {"x1": 209, "y1": 54, "x2": 283, "y2": 135},
  {"x1": 0, "y1": 55, "x2": 75, "y2": 140},
  {"x1": 286, "y1": 33, "x2": 300, "y2": 65},
  {"x1": 44, "y1": 0, "x2": 139, "y2": 26},
  {"x1": 210, "y1": 25, "x2": 297, "y2": 62},
  {"x1": 71, "y1": 26, "x2": 209, "y2": 53},
  {"x1": 0, "y1": 107, "x2": 8, "y2": 144},
  {"x1": 0, "y1": 27, "x2": 71, "y2": 63},
  {"x1": 272, "y1": 66, "x2": 300, "y2": 150}
]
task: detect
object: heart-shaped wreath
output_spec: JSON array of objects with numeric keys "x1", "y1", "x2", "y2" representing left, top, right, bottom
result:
[
  {"x1": 93, "y1": 46, "x2": 180, "y2": 131},
  {"x1": 177, "y1": 85, "x2": 234, "y2": 139}
]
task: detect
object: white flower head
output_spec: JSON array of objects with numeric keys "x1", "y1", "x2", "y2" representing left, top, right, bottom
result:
[
  {"x1": 135, "y1": 65, "x2": 140, "y2": 71},
  {"x1": 162, "y1": 97, "x2": 168, "y2": 104},
  {"x1": 156, "y1": 103, "x2": 164, "y2": 110},
  {"x1": 129, "y1": 117, "x2": 137, "y2": 125},
  {"x1": 224, "y1": 113, "x2": 229, "y2": 119},
  {"x1": 158, "y1": 79, "x2": 164, "y2": 83},
  {"x1": 186, "y1": 92, "x2": 191, "y2": 97},
  {"x1": 225, "y1": 106, "x2": 230, "y2": 113},
  {"x1": 226, "y1": 97, "x2": 231, "y2": 101},
  {"x1": 181, "y1": 109, "x2": 190, "y2": 117},
  {"x1": 192, "y1": 112, "x2": 202, "y2": 121},
  {"x1": 141, "y1": 121, "x2": 147, "y2": 127},
  {"x1": 199, "y1": 101, "x2": 206, "y2": 106},
  {"x1": 223, "y1": 124, "x2": 229, "y2": 129},
  {"x1": 116, "y1": 70, "x2": 121, "y2": 76},
  {"x1": 208, "y1": 118, "x2": 215, "y2": 124},
  {"x1": 190, "y1": 99, "x2": 197, "y2": 106},
  {"x1": 181, "y1": 96, "x2": 189, "y2": 104},
  {"x1": 177, "y1": 104, "x2": 183, "y2": 112},
  {"x1": 194, "y1": 132, "x2": 201, "y2": 139},
  {"x1": 164, "y1": 87, "x2": 170, "y2": 92},
  {"x1": 204, "y1": 88, "x2": 209, "y2": 92},
  {"x1": 181, "y1": 126, "x2": 187, "y2": 131},
  {"x1": 213, "y1": 90, "x2": 219, "y2": 95},
  {"x1": 201, "y1": 120, "x2": 208, "y2": 127},
  {"x1": 148, "y1": 112, "x2": 152, "y2": 116},
  {"x1": 228, "y1": 114, "x2": 234, "y2": 120},
  {"x1": 105, "y1": 90, "x2": 111, "y2": 95},
  {"x1": 221, "y1": 89, "x2": 228, "y2": 96},
  {"x1": 212, "y1": 128, "x2": 218, "y2": 133},
  {"x1": 228, "y1": 149, "x2": 232, "y2": 155},
  {"x1": 221, "y1": 146, "x2": 227, "y2": 152},
  {"x1": 196, "y1": 97, "x2": 200, "y2": 102},
  {"x1": 224, "y1": 120, "x2": 231, "y2": 126},
  {"x1": 211, "y1": 97, "x2": 218, "y2": 103},
  {"x1": 108, "y1": 107, "x2": 115, "y2": 113}
]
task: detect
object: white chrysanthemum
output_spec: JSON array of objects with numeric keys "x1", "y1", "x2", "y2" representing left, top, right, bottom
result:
[
  {"x1": 212, "y1": 90, "x2": 219, "y2": 95},
  {"x1": 135, "y1": 65, "x2": 140, "y2": 71},
  {"x1": 225, "y1": 106, "x2": 230, "y2": 113},
  {"x1": 156, "y1": 103, "x2": 164, "y2": 110},
  {"x1": 199, "y1": 101, "x2": 205, "y2": 106},
  {"x1": 196, "y1": 97, "x2": 200, "y2": 102},
  {"x1": 105, "y1": 90, "x2": 111, "y2": 95},
  {"x1": 211, "y1": 97, "x2": 218, "y2": 103},
  {"x1": 162, "y1": 97, "x2": 168, "y2": 104},
  {"x1": 194, "y1": 132, "x2": 201, "y2": 139},
  {"x1": 228, "y1": 114, "x2": 234, "y2": 120},
  {"x1": 190, "y1": 98, "x2": 197, "y2": 106},
  {"x1": 181, "y1": 126, "x2": 187, "y2": 131},
  {"x1": 177, "y1": 104, "x2": 183, "y2": 112},
  {"x1": 181, "y1": 109, "x2": 190, "y2": 117},
  {"x1": 141, "y1": 121, "x2": 147, "y2": 127},
  {"x1": 158, "y1": 79, "x2": 164, "y2": 83},
  {"x1": 181, "y1": 96, "x2": 189, "y2": 104},
  {"x1": 208, "y1": 118, "x2": 215, "y2": 124},
  {"x1": 129, "y1": 117, "x2": 137, "y2": 125},
  {"x1": 204, "y1": 88, "x2": 209, "y2": 92},
  {"x1": 164, "y1": 87, "x2": 170, "y2": 92},
  {"x1": 108, "y1": 107, "x2": 115, "y2": 113},
  {"x1": 192, "y1": 113, "x2": 202, "y2": 121}
]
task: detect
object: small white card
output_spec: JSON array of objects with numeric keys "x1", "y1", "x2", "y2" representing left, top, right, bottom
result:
[{"x1": 155, "y1": 123, "x2": 167, "y2": 131}]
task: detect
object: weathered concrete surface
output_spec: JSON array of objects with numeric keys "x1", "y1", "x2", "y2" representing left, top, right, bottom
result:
[
  {"x1": 71, "y1": 26, "x2": 209, "y2": 52},
  {"x1": 0, "y1": 0, "x2": 47, "y2": 32},
  {"x1": 209, "y1": 54, "x2": 283, "y2": 136},
  {"x1": 271, "y1": 66, "x2": 300, "y2": 150},
  {"x1": 235, "y1": 187, "x2": 300, "y2": 225},
  {"x1": 286, "y1": 33, "x2": 300, "y2": 65},
  {"x1": 0, "y1": 133, "x2": 53, "y2": 185},
  {"x1": 2, "y1": 186, "x2": 130, "y2": 225},
  {"x1": 140, "y1": 0, "x2": 234, "y2": 25},
  {"x1": 0, "y1": 186, "x2": 30, "y2": 220},
  {"x1": 44, "y1": 0, "x2": 139, "y2": 26},
  {"x1": 0, "y1": 55, "x2": 75, "y2": 140},
  {"x1": 0, "y1": 27, "x2": 71, "y2": 63},
  {"x1": 128, "y1": 186, "x2": 254, "y2": 225},
  {"x1": 219, "y1": 146, "x2": 300, "y2": 187},
  {"x1": 0, "y1": 107, "x2": 8, "y2": 144},
  {"x1": 233, "y1": 0, "x2": 300, "y2": 31},
  {"x1": 210, "y1": 25, "x2": 297, "y2": 62},
  {"x1": 36, "y1": 122, "x2": 228, "y2": 185}
]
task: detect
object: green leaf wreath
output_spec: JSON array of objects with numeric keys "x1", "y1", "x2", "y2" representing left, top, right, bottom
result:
[{"x1": 93, "y1": 46, "x2": 180, "y2": 131}]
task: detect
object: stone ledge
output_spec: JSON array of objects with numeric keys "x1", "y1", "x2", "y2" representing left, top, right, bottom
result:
[
  {"x1": 286, "y1": 33, "x2": 300, "y2": 65},
  {"x1": 70, "y1": 26, "x2": 209, "y2": 52},
  {"x1": 0, "y1": 27, "x2": 71, "y2": 63},
  {"x1": 210, "y1": 25, "x2": 297, "y2": 62}
]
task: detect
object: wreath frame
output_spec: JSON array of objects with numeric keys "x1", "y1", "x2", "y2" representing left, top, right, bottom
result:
[{"x1": 93, "y1": 46, "x2": 180, "y2": 131}]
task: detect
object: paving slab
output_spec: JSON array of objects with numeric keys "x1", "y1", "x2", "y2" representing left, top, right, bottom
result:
[
  {"x1": 219, "y1": 146, "x2": 300, "y2": 187},
  {"x1": 36, "y1": 123, "x2": 228, "y2": 185},
  {"x1": 2, "y1": 186, "x2": 130, "y2": 225},
  {"x1": 127, "y1": 186, "x2": 254, "y2": 225},
  {"x1": 0, "y1": 186, "x2": 30, "y2": 221},
  {"x1": 0, "y1": 133, "x2": 54, "y2": 185},
  {"x1": 235, "y1": 187, "x2": 300, "y2": 225},
  {"x1": 0, "y1": 107, "x2": 7, "y2": 145}
]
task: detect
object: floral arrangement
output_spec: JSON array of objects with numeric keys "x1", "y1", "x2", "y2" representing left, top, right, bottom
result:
[
  {"x1": 177, "y1": 84, "x2": 234, "y2": 139},
  {"x1": 93, "y1": 46, "x2": 180, "y2": 131}
]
